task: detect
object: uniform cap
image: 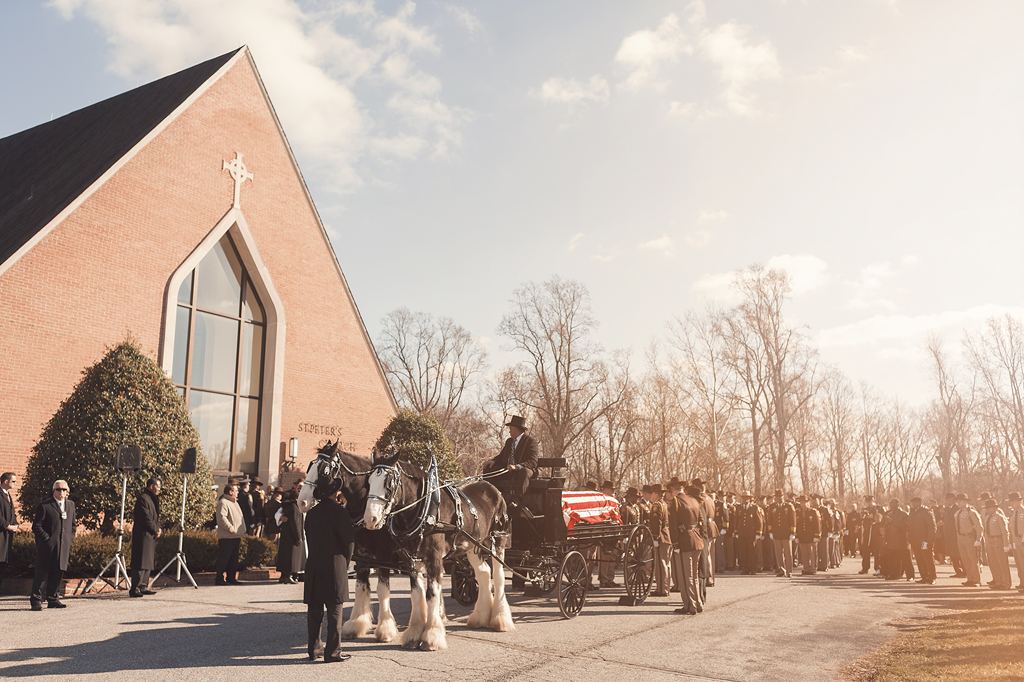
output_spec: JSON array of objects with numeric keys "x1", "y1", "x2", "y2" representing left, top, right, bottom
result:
[
  {"x1": 641, "y1": 485, "x2": 652, "y2": 494},
  {"x1": 1009, "y1": 492, "x2": 1022, "y2": 501}
]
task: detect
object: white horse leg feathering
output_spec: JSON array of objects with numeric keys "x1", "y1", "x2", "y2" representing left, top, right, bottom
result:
[
  {"x1": 375, "y1": 572, "x2": 398, "y2": 642},
  {"x1": 466, "y1": 549, "x2": 494, "y2": 628},
  {"x1": 489, "y1": 537, "x2": 515, "y2": 632},
  {"x1": 402, "y1": 568, "x2": 428, "y2": 648},
  {"x1": 341, "y1": 574, "x2": 374, "y2": 638}
]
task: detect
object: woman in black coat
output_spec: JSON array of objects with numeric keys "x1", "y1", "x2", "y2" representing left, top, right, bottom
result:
[
  {"x1": 276, "y1": 491, "x2": 305, "y2": 583},
  {"x1": 130, "y1": 478, "x2": 161, "y2": 597}
]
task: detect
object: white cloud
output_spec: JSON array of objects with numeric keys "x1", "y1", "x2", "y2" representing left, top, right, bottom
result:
[
  {"x1": 592, "y1": 245, "x2": 619, "y2": 263},
  {"x1": 698, "y1": 21, "x2": 780, "y2": 116},
  {"x1": 49, "y1": 0, "x2": 465, "y2": 188},
  {"x1": 668, "y1": 101, "x2": 695, "y2": 117},
  {"x1": 684, "y1": 229, "x2": 711, "y2": 246},
  {"x1": 637, "y1": 235, "x2": 675, "y2": 257},
  {"x1": 568, "y1": 232, "x2": 585, "y2": 251},
  {"x1": 692, "y1": 253, "x2": 828, "y2": 301},
  {"x1": 443, "y1": 4, "x2": 482, "y2": 34},
  {"x1": 536, "y1": 75, "x2": 610, "y2": 109},
  {"x1": 615, "y1": 13, "x2": 691, "y2": 91},
  {"x1": 844, "y1": 255, "x2": 918, "y2": 311}
]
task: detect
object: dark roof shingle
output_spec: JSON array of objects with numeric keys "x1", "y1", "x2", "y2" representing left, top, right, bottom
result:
[{"x1": 0, "y1": 48, "x2": 242, "y2": 266}]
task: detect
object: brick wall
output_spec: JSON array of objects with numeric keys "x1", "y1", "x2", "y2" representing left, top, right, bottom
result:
[{"x1": 0, "y1": 53, "x2": 396, "y2": 518}]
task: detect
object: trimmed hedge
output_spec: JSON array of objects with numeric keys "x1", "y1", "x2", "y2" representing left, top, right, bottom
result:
[{"x1": 6, "y1": 531, "x2": 277, "y2": 578}]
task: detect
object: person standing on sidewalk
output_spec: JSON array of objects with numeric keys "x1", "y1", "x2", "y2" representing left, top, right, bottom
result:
[
  {"x1": 907, "y1": 497, "x2": 936, "y2": 584},
  {"x1": 1, "y1": 472, "x2": 19, "y2": 594},
  {"x1": 129, "y1": 478, "x2": 162, "y2": 597},
  {"x1": 30, "y1": 480, "x2": 75, "y2": 610},
  {"x1": 954, "y1": 492, "x2": 984, "y2": 587},
  {"x1": 1007, "y1": 492, "x2": 1024, "y2": 592},
  {"x1": 215, "y1": 483, "x2": 245, "y2": 585},
  {"x1": 981, "y1": 498, "x2": 1012, "y2": 590},
  {"x1": 303, "y1": 489, "x2": 354, "y2": 662}
]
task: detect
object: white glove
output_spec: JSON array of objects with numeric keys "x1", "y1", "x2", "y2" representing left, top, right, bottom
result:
[
  {"x1": 974, "y1": 540, "x2": 981, "y2": 547},
  {"x1": 653, "y1": 540, "x2": 659, "y2": 547},
  {"x1": 768, "y1": 533, "x2": 774, "y2": 540},
  {"x1": 674, "y1": 548, "x2": 680, "y2": 555},
  {"x1": 1005, "y1": 546, "x2": 1013, "y2": 554},
  {"x1": 789, "y1": 535, "x2": 795, "y2": 541},
  {"x1": 922, "y1": 542, "x2": 928, "y2": 550},
  {"x1": 720, "y1": 529, "x2": 726, "y2": 535},
  {"x1": 844, "y1": 530, "x2": 849, "y2": 535},
  {"x1": 756, "y1": 535, "x2": 763, "y2": 541}
]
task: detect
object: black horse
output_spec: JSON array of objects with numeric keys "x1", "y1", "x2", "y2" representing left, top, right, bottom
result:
[
  {"x1": 297, "y1": 441, "x2": 405, "y2": 642},
  {"x1": 363, "y1": 448, "x2": 513, "y2": 650}
]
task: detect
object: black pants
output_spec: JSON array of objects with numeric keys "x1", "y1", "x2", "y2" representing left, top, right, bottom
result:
[
  {"x1": 492, "y1": 468, "x2": 534, "y2": 506},
  {"x1": 216, "y1": 538, "x2": 241, "y2": 580},
  {"x1": 131, "y1": 568, "x2": 151, "y2": 592},
  {"x1": 31, "y1": 564, "x2": 64, "y2": 602},
  {"x1": 0, "y1": 560, "x2": 6, "y2": 589},
  {"x1": 739, "y1": 537, "x2": 757, "y2": 573},
  {"x1": 913, "y1": 547, "x2": 936, "y2": 582},
  {"x1": 307, "y1": 601, "x2": 344, "y2": 659}
]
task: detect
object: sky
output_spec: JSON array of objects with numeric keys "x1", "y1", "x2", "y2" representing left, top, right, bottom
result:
[{"x1": 2, "y1": 0, "x2": 1022, "y2": 405}]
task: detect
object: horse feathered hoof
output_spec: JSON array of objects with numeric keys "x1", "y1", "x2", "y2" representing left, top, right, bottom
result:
[
  {"x1": 376, "y1": 616, "x2": 399, "y2": 642},
  {"x1": 420, "y1": 625, "x2": 448, "y2": 651},
  {"x1": 466, "y1": 605, "x2": 492, "y2": 629},
  {"x1": 490, "y1": 602, "x2": 515, "y2": 632},
  {"x1": 402, "y1": 624, "x2": 424, "y2": 649},
  {"x1": 341, "y1": 617, "x2": 373, "y2": 639}
]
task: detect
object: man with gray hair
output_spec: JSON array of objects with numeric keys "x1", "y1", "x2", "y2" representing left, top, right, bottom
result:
[{"x1": 30, "y1": 480, "x2": 76, "y2": 610}]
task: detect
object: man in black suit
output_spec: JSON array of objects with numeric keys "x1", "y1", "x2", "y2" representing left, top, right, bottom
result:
[
  {"x1": 31, "y1": 479, "x2": 76, "y2": 610},
  {"x1": 482, "y1": 415, "x2": 539, "y2": 514},
  {"x1": 130, "y1": 478, "x2": 162, "y2": 597},
  {"x1": 1, "y1": 472, "x2": 20, "y2": 593},
  {"x1": 303, "y1": 489, "x2": 354, "y2": 662}
]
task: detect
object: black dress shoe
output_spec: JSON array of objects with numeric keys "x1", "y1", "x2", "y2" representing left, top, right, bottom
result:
[
  {"x1": 215, "y1": 579, "x2": 228, "y2": 586},
  {"x1": 227, "y1": 579, "x2": 241, "y2": 585},
  {"x1": 140, "y1": 588, "x2": 157, "y2": 595},
  {"x1": 129, "y1": 590, "x2": 144, "y2": 598},
  {"x1": 674, "y1": 607, "x2": 696, "y2": 615},
  {"x1": 47, "y1": 600, "x2": 67, "y2": 609},
  {"x1": 30, "y1": 601, "x2": 43, "y2": 611},
  {"x1": 324, "y1": 654, "x2": 351, "y2": 663},
  {"x1": 309, "y1": 651, "x2": 323, "y2": 661}
]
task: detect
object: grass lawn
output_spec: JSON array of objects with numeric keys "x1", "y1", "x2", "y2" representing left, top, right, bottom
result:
[{"x1": 843, "y1": 596, "x2": 1024, "y2": 681}]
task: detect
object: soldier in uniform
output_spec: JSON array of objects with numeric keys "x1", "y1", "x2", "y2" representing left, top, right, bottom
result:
[
  {"x1": 795, "y1": 495, "x2": 821, "y2": 575},
  {"x1": 1006, "y1": 492, "x2": 1024, "y2": 591},
  {"x1": 734, "y1": 492, "x2": 763, "y2": 575},
  {"x1": 845, "y1": 503, "x2": 860, "y2": 557},
  {"x1": 907, "y1": 497, "x2": 936, "y2": 584},
  {"x1": 638, "y1": 485, "x2": 652, "y2": 525},
  {"x1": 767, "y1": 489, "x2": 795, "y2": 578},
  {"x1": 723, "y1": 491, "x2": 738, "y2": 571},
  {"x1": 982, "y1": 498, "x2": 1012, "y2": 590},
  {"x1": 669, "y1": 481, "x2": 706, "y2": 615},
  {"x1": 954, "y1": 492, "x2": 984, "y2": 586},
  {"x1": 714, "y1": 490, "x2": 730, "y2": 574},
  {"x1": 942, "y1": 492, "x2": 966, "y2": 577},
  {"x1": 666, "y1": 476, "x2": 685, "y2": 592},
  {"x1": 810, "y1": 494, "x2": 830, "y2": 572},
  {"x1": 648, "y1": 483, "x2": 672, "y2": 596}
]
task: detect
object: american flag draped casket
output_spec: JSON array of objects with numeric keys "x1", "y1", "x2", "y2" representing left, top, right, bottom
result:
[{"x1": 561, "y1": 490, "x2": 621, "y2": 530}]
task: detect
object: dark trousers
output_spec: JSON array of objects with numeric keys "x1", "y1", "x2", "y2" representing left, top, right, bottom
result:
[
  {"x1": 862, "y1": 550, "x2": 878, "y2": 572},
  {"x1": 131, "y1": 568, "x2": 151, "y2": 592},
  {"x1": 739, "y1": 537, "x2": 757, "y2": 573},
  {"x1": 948, "y1": 548, "x2": 965, "y2": 575},
  {"x1": 31, "y1": 564, "x2": 64, "y2": 602},
  {"x1": 307, "y1": 601, "x2": 344, "y2": 659},
  {"x1": 913, "y1": 547, "x2": 936, "y2": 582},
  {"x1": 886, "y1": 549, "x2": 914, "y2": 579},
  {"x1": 0, "y1": 561, "x2": 6, "y2": 589},
  {"x1": 216, "y1": 538, "x2": 241, "y2": 579}
]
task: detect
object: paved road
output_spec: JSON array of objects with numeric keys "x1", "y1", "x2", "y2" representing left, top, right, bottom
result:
[{"x1": 0, "y1": 558, "x2": 1011, "y2": 681}]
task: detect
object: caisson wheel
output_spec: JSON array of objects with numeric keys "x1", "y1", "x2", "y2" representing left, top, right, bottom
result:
[
  {"x1": 451, "y1": 561, "x2": 478, "y2": 606},
  {"x1": 557, "y1": 550, "x2": 588, "y2": 618},
  {"x1": 624, "y1": 525, "x2": 654, "y2": 604}
]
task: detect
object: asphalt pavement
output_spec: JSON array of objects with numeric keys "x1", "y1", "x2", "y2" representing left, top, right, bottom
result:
[{"x1": 1, "y1": 557, "x2": 1017, "y2": 681}]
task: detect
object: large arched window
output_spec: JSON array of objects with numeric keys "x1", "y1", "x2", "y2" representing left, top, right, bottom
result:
[{"x1": 172, "y1": 233, "x2": 265, "y2": 476}]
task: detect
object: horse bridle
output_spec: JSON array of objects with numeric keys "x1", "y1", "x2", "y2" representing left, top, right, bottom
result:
[{"x1": 367, "y1": 461, "x2": 406, "y2": 522}]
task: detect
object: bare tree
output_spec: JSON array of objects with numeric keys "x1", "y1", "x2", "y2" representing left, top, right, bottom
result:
[
  {"x1": 377, "y1": 307, "x2": 488, "y2": 425},
  {"x1": 497, "y1": 276, "x2": 614, "y2": 462},
  {"x1": 821, "y1": 367, "x2": 857, "y2": 503},
  {"x1": 925, "y1": 334, "x2": 974, "y2": 490}
]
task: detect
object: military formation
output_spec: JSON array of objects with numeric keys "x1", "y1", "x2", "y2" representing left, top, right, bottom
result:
[{"x1": 604, "y1": 479, "x2": 1024, "y2": 615}]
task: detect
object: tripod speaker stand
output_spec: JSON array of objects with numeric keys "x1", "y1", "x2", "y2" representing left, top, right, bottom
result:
[
  {"x1": 86, "y1": 444, "x2": 141, "y2": 594},
  {"x1": 152, "y1": 448, "x2": 199, "y2": 588}
]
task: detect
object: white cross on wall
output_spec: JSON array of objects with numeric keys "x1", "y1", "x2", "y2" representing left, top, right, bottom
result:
[{"x1": 222, "y1": 152, "x2": 254, "y2": 209}]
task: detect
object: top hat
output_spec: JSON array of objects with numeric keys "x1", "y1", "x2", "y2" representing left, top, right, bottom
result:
[
  {"x1": 650, "y1": 483, "x2": 664, "y2": 494},
  {"x1": 642, "y1": 484, "x2": 652, "y2": 494},
  {"x1": 601, "y1": 480, "x2": 615, "y2": 490},
  {"x1": 667, "y1": 476, "x2": 685, "y2": 489},
  {"x1": 774, "y1": 488, "x2": 784, "y2": 497},
  {"x1": 626, "y1": 486, "x2": 639, "y2": 498},
  {"x1": 585, "y1": 480, "x2": 598, "y2": 491},
  {"x1": 1009, "y1": 491, "x2": 1022, "y2": 501},
  {"x1": 505, "y1": 415, "x2": 528, "y2": 430}
]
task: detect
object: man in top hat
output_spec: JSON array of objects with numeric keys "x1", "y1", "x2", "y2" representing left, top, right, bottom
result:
[
  {"x1": 954, "y1": 493, "x2": 984, "y2": 586},
  {"x1": 794, "y1": 495, "x2": 821, "y2": 575},
  {"x1": 647, "y1": 483, "x2": 672, "y2": 596},
  {"x1": 767, "y1": 489, "x2": 796, "y2": 578},
  {"x1": 1007, "y1": 492, "x2": 1024, "y2": 591},
  {"x1": 982, "y1": 498, "x2": 1012, "y2": 590},
  {"x1": 598, "y1": 480, "x2": 619, "y2": 587},
  {"x1": 482, "y1": 415, "x2": 539, "y2": 516}
]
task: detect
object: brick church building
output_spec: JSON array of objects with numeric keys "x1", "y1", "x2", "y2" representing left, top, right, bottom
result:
[{"x1": 0, "y1": 47, "x2": 396, "y2": 501}]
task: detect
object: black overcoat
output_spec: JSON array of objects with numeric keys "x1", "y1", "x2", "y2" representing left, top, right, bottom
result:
[
  {"x1": 32, "y1": 497, "x2": 76, "y2": 571},
  {"x1": 276, "y1": 497, "x2": 305, "y2": 575},
  {"x1": 0, "y1": 489, "x2": 16, "y2": 562},
  {"x1": 303, "y1": 499, "x2": 354, "y2": 606},
  {"x1": 131, "y1": 490, "x2": 160, "y2": 571}
]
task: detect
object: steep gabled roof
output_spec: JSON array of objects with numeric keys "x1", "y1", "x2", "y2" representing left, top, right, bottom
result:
[{"x1": 0, "y1": 48, "x2": 242, "y2": 266}]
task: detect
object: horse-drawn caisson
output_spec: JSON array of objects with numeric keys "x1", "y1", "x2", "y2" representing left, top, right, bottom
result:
[{"x1": 296, "y1": 440, "x2": 654, "y2": 651}]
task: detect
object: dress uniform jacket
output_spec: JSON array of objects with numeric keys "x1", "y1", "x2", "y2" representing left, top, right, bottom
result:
[
  {"x1": 303, "y1": 498, "x2": 354, "y2": 606},
  {"x1": 32, "y1": 496, "x2": 76, "y2": 571},
  {"x1": 954, "y1": 505, "x2": 984, "y2": 543},
  {"x1": 767, "y1": 501, "x2": 796, "y2": 539},
  {"x1": 668, "y1": 495, "x2": 705, "y2": 553},
  {"x1": 735, "y1": 504, "x2": 764, "y2": 538},
  {"x1": 130, "y1": 489, "x2": 161, "y2": 571},
  {"x1": 649, "y1": 499, "x2": 672, "y2": 545},
  {"x1": 795, "y1": 507, "x2": 821, "y2": 544},
  {"x1": 984, "y1": 509, "x2": 1010, "y2": 548},
  {"x1": 1011, "y1": 506, "x2": 1024, "y2": 547}
]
